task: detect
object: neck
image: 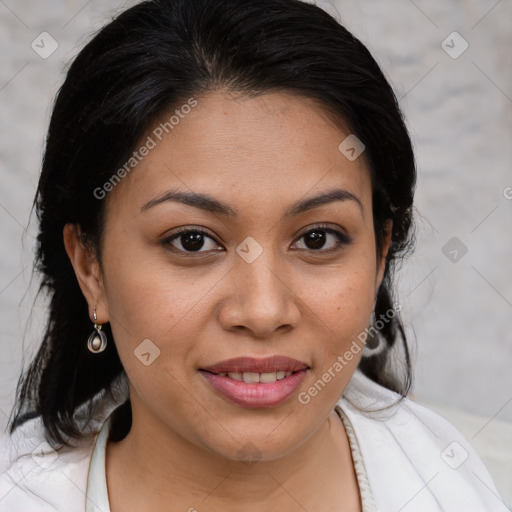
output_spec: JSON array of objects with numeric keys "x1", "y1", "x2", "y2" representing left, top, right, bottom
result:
[{"x1": 106, "y1": 399, "x2": 360, "y2": 511}]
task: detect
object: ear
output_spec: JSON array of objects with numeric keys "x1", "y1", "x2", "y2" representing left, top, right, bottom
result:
[
  {"x1": 63, "y1": 223, "x2": 109, "y2": 323},
  {"x1": 375, "y1": 219, "x2": 393, "y2": 304}
]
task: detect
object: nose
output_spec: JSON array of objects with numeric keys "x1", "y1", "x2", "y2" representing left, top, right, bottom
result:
[{"x1": 217, "y1": 251, "x2": 301, "y2": 339}]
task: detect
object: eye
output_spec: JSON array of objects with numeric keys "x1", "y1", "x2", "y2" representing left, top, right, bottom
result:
[
  {"x1": 161, "y1": 224, "x2": 351, "y2": 256},
  {"x1": 292, "y1": 224, "x2": 351, "y2": 252},
  {"x1": 162, "y1": 227, "x2": 223, "y2": 253}
]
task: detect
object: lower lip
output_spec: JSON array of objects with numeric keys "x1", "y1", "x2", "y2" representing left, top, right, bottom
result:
[{"x1": 199, "y1": 370, "x2": 308, "y2": 408}]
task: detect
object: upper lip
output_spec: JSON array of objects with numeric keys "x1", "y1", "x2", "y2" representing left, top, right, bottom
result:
[{"x1": 200, "y1": 356, "x2": 310, "y2": 374}]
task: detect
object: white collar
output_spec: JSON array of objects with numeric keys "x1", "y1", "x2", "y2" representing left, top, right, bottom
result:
[{"x1": 4, "y1": 369, "x2": 505, "y2": 512}]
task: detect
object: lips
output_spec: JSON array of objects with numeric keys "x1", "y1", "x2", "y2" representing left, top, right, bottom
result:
[
  {"x1": 199, "y1": 356, "x2": 311, "y2": 408},
  {"x1": 200, "y1": 356, "x2": 310, "y2": 374}
]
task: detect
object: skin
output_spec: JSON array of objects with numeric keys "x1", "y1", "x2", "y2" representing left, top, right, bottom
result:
[{"x1": 64, "y1": 90, "x2": 392, "y2": 512}]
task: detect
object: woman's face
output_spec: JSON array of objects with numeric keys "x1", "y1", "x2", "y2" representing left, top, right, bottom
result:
[{"x1": 78, "y1": 91, "x2": 391, "y2": 462}]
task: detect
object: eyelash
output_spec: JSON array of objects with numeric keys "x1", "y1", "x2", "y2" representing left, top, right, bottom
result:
[{"x1": 161, "y1": 224, "x2": 351, "y2": 256}]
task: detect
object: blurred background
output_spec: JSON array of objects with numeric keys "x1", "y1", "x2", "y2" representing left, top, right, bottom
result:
[{"x1": 0, "y1": 0, "x2": 511, "y2": 504}]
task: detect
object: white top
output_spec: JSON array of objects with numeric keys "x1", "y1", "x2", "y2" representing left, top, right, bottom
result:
[
  {"x1": 85, "y1": 414, "x2": 112, "y2": 512},
  {"x1": 84, "y1": 403, "x2": 377, "y2": 512},
  {"x1": 1, "y1": 368, "x2": 509, "y2": 511}
]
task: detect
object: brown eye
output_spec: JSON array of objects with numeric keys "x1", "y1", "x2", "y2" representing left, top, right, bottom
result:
[
  {"x1": 162, "y1": 228, "x2": 222, "y2": 254},
  {"x1": 293, "y1": 225, "x2": 351, "y2": 252}
]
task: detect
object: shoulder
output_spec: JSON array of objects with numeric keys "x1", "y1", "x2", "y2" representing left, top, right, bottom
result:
[
  {"x1": 0, "y1": 375, "x2": 129, "y2": 511},
  {"x1": 336, "y1": 369, "x2": 509, "y2": 512},
  {"x1": 0, "y1": 414, "x2": 96, "y2": 511}
]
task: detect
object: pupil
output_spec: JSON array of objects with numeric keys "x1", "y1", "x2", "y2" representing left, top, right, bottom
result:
[
  {"x1": 305, "y1": 231, "x2": 325, "y2": 249},
  {"x1": 182, "y1": 232, "x2": 204, "y2": 251}
]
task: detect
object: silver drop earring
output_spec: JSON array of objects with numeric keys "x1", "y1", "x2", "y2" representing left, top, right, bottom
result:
[{"x1": 87, "y1": 307, "x2": 107, "y2": 353}]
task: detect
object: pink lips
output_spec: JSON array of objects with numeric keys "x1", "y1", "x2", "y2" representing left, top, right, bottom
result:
[
  {"x1": 201, "y1": 355, "x2": 309, "y2": 374},
  {"x1": 199, "y1": 356, "x2": 310, "y2": 408}
]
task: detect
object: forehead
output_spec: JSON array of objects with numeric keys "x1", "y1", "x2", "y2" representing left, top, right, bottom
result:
[{"x1": 106, "y1": 91, "x2": 372, "y2": 219}]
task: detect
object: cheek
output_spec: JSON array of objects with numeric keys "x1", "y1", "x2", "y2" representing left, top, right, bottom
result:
[
  {"x1": 296, "y1": 254, "x2": 377, "y2": 393},
  {"x1": 101, "y1": 226, "x2": 209, "y2": 332},
  {"x1": 311, "y1": 281, "x2": 374, "y2": 373},
  {"x1": 296, "y1": 267, "x2": 376, "y2": 408},
  {"x1": 102, "y1": 255, "x2": 202, "y2": 414},
  {"x1": 104, "y1": 270, "x2": 212, "y2": 382},
  {"x1": 302, "y1": 257, "x2": 376, "y2": 334}
]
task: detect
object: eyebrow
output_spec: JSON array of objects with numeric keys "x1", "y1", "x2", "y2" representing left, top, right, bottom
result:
[{"x1": 141, "y1": 187, "x2": 364, "y2": 219}]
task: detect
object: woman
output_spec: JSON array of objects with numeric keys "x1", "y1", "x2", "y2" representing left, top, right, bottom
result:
[{"x1": 0, "y1": 0, "x2": 507, "y2": 511}]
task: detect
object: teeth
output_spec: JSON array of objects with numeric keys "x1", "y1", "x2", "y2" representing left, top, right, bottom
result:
[
  {"x1": 243, "y1": 372, "x2": 260, "y2": 383},
  {"x1": 219, "y1": 371, "x2": 294, "y2": 383},
  {"x1": 260, "y1": 371, "x2": 277, "y2": 383}
]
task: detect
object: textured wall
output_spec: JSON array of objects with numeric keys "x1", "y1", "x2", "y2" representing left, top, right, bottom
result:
[
  {"x1": 0, "y1": 0, "x2": 511, "y2": 497},
  {"x1": 330, "y1": 0, "x2": 512, "y2": 424}
]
